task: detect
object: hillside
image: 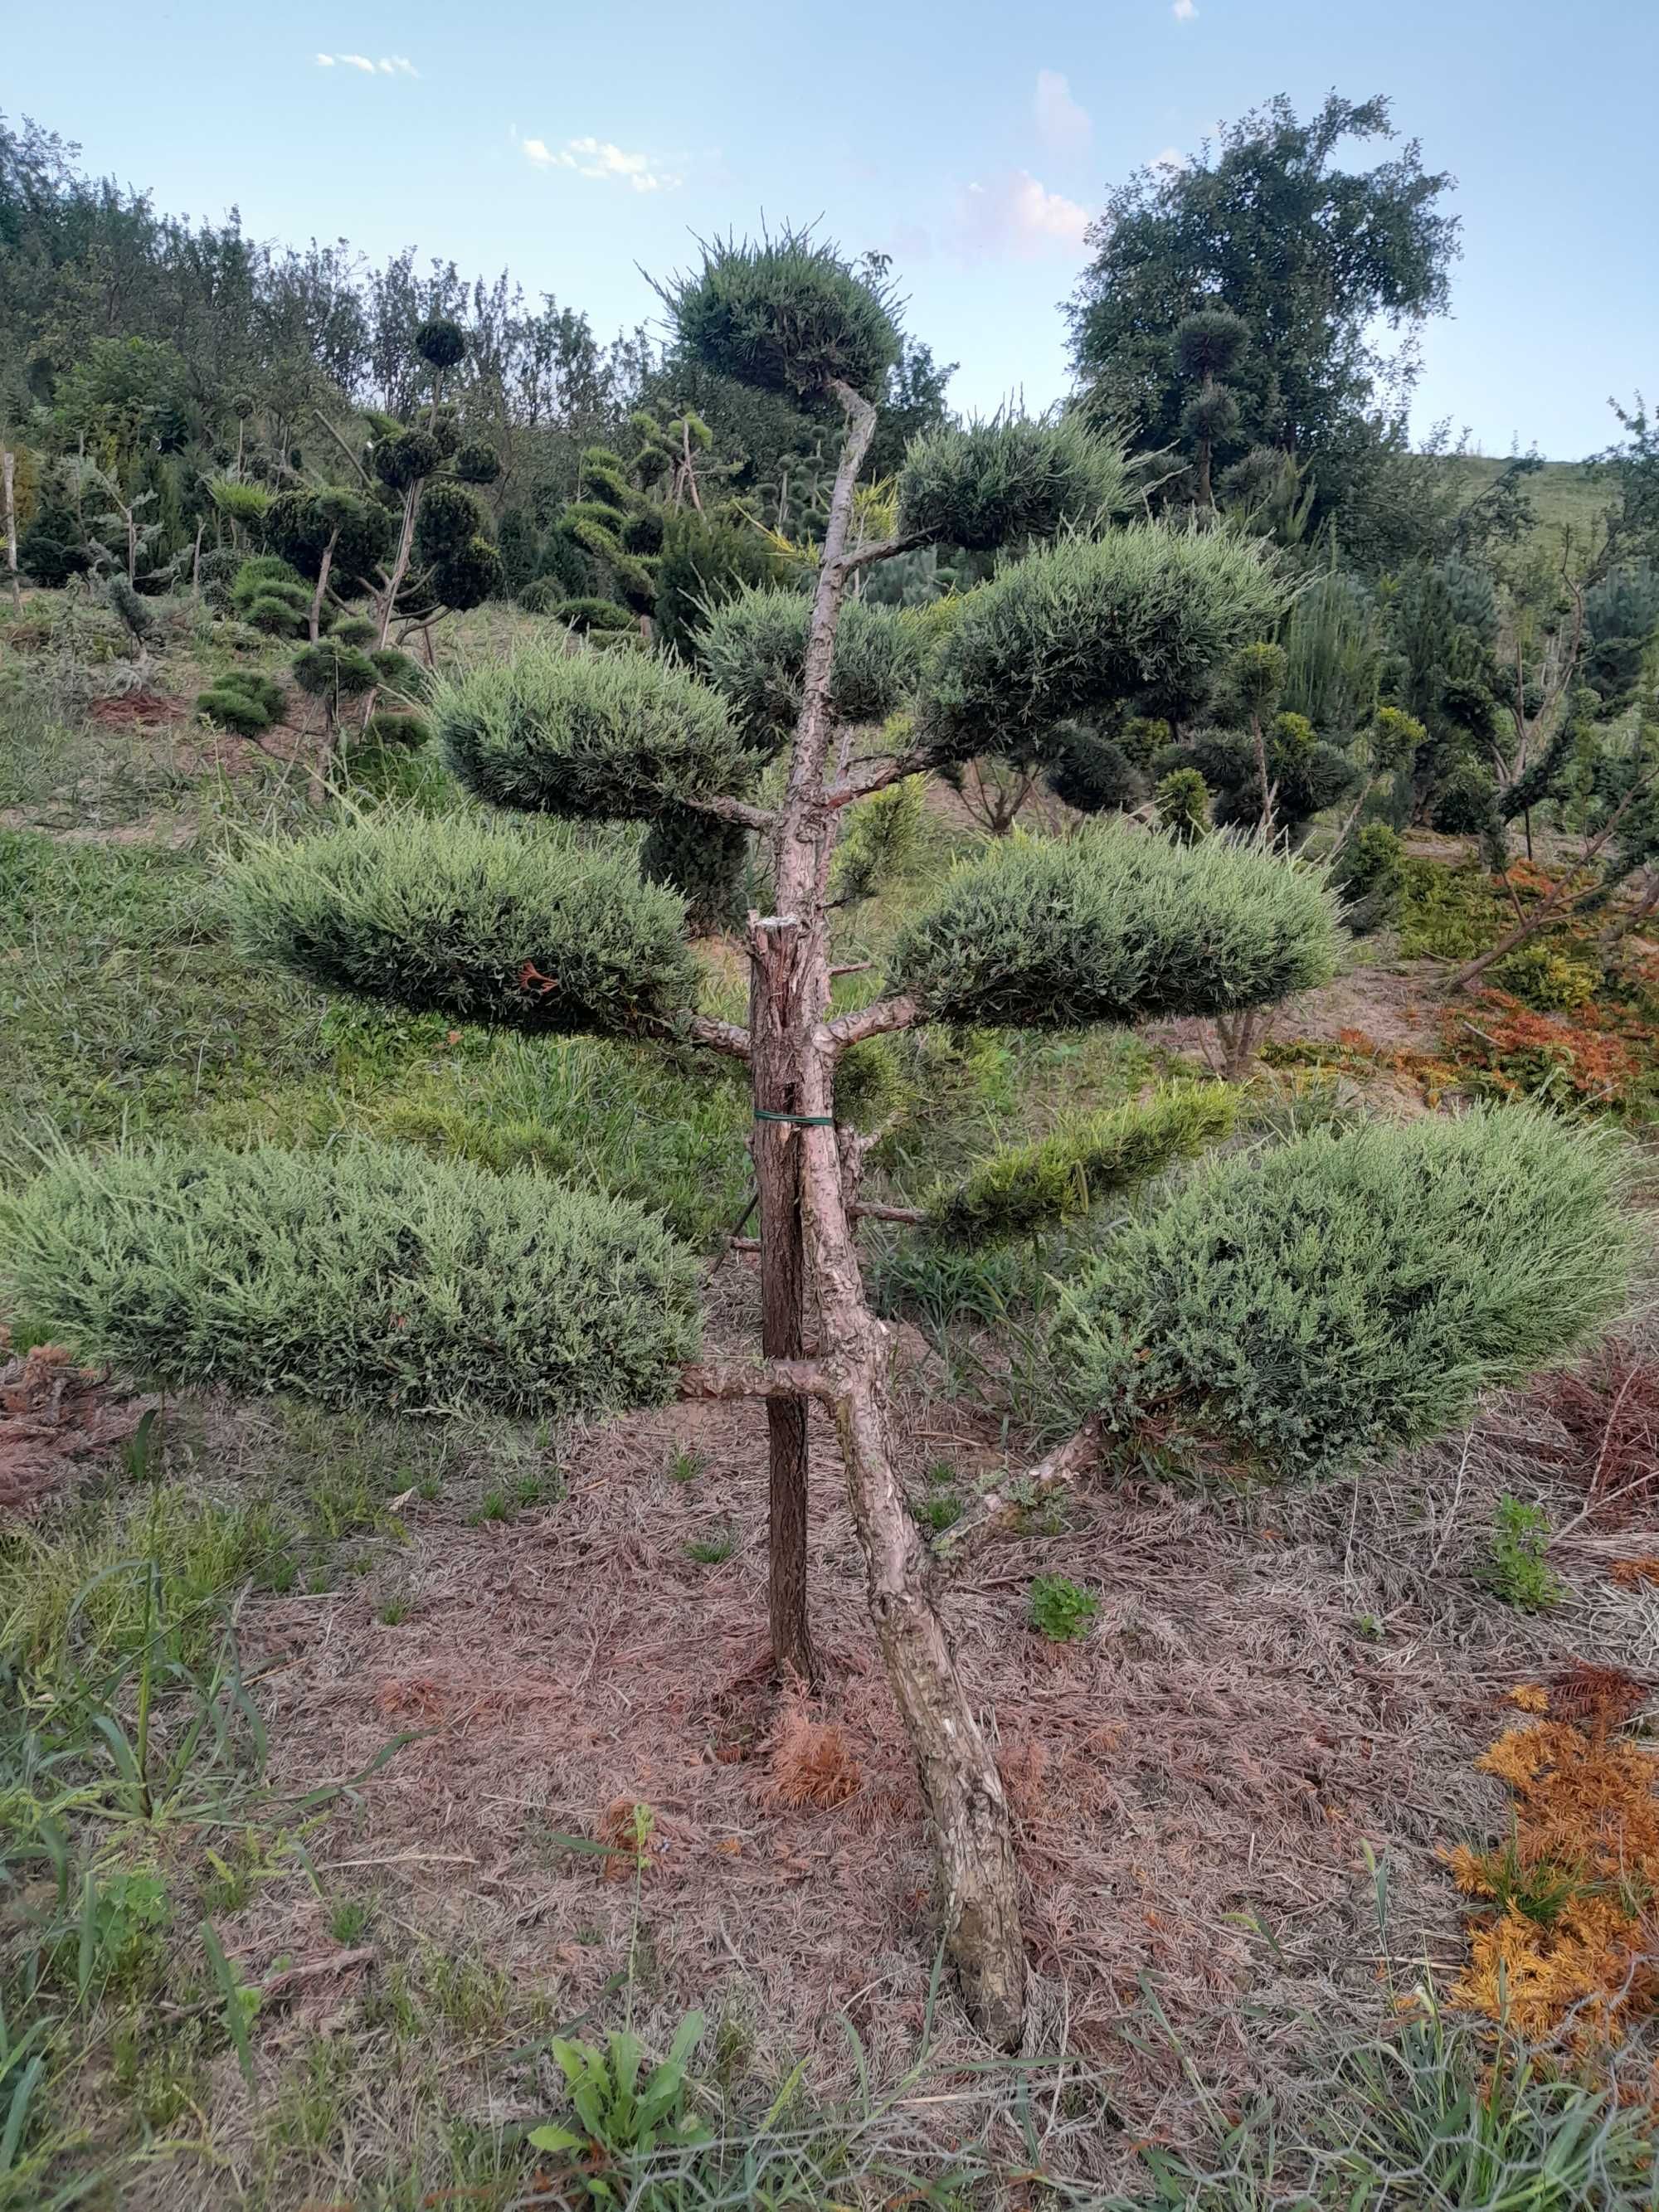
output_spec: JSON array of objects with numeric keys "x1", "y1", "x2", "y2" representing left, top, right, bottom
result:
[{"x1": 1441, "y1": 454, "x2": 1617, "y2": 555}]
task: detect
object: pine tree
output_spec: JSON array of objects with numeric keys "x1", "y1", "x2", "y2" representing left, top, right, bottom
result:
[{"x1": 12, "y1": 233, "x2": 1630, "y2": 2049}]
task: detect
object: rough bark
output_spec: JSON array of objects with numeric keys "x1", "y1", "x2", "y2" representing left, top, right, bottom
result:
[
  {"x1": 737, "y1": 376, "x2": 1026, "y2": 2044},
  {"x1": 377, "y1": 483, "x2": 422, "y2": 650},
  {"x1": 748, "y1": 913, "x2": 818, "y2": 1685}
]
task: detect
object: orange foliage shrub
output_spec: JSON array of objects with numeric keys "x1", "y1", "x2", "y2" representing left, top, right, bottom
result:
[
  {"x1": 761, "y1": 1701, "x2": 863, "y2": 1809},
  {"x1": 1447, "y1": 1700, "x2": 1659, "y2": 2044}
]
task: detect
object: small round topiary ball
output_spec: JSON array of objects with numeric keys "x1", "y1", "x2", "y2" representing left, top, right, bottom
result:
[
  {"x1": 416, "y1": 317, "x2": 466, "y2": 372},
  {"x1": 373, "y1": 428, "x2": 440, "y2": 491},
  {"x1": 455, "y1": 441, "x2": 502, "y2": 486}
]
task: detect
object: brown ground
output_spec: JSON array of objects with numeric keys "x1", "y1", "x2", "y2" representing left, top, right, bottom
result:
[{"x1": 193, "y1": 1269, "x2": 1658, "y2": 2176}]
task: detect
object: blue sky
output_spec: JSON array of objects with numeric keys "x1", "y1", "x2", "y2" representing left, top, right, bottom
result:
[{"x1": 9, "y1": 1, "x2": 1655, "y2": 456}]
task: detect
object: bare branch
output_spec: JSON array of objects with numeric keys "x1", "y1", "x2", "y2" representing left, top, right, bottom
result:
[
  {"x1": 677, "y1": 1359, "x2": 830, "y2": 1403},
  {"x1": 683, "y1": 1014, "x2": 752, "y2": 1062},
  {"x1": 828, "y1": 744, "x2": 950, "y2": 810},
  {"x1": 833, "y1": 527, "x2": 935, "y2": 576},
  {"x1": 820, "y1": 994, "x2": 920, "y2": 1052},
  {"x1": 680, "y1": 792, "x2": 777, "y2": 832},
  {"x1": 850, "y1": 1201, "x2": 927, "y2": 1225},
  {"x1": 941, "y1": 1422, "x2": 1106, "y2": 1562}
]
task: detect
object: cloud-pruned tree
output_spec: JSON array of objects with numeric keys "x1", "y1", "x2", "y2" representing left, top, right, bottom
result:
[{"x1": 8, "y1": 231, "x2": 1630, "y2": 2054}]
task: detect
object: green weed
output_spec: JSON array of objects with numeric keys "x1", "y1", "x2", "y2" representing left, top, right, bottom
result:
[
  {"x1": 1480, "y1": 1496, "x2": 1564, "y2": 1612},
  {"x1": 1028, "y1": 1574, "x2": 1100, "y2": 1644}
]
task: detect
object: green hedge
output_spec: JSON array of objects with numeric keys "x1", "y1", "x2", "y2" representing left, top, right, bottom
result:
[
  {"x1": 919, "y1": 527, "x2": 1288, "y2": 756},
  {"x1": 436, "y1": 644, "x2": 752, "y2": 819},
  {"x1": 227, "y1": 812, "x2": 699, "y2": 1038},
  {"x1": 1053, "y1": 1109, "x2": 1631, "y2": 1478},
  {"x1": 698, "y1": 586, "x2": 923, "y2": 746},
  {"x1": 927, "y1": 1083, "x2": 1237, "y2": 1241},
  {"x1": 896, "y1": 416, "x2": 1131, "y2": 552},
  {"x1": 2, "y1": 1143, "x2": 701, "y2": 1418},
  {"x1": 889, "y1": 823, "x2": 1340, "y2": 1028}
]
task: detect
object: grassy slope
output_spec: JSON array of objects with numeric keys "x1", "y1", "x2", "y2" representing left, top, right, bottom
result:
[
  {"x1": 1438, "y1": 455, "x2": 1617, "y2": 555},
  {"x1": 2, "y1": 589, "x2": 1656, "y2": 2209}
]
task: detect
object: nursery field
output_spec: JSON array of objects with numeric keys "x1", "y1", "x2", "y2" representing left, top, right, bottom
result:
[{"x1": 2, "y1": 586, "x2": 1657, "y2": 2210}]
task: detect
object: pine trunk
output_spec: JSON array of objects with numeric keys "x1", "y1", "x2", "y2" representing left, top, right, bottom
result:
[{"x1": 746, "y1": 377, "x2": 1026, "y2": 2045}]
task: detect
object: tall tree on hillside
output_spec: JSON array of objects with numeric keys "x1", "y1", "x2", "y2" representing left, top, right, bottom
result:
[{"x1": 1068, "y1": 95, "x2": 1458, "y2": 526}]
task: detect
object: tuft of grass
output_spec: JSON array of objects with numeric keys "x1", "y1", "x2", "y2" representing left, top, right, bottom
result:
[{"x1": 684, "y1": 1526, "x2": 738, "y2": 1565}]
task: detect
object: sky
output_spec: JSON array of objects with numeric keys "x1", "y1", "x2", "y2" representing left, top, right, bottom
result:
[{"x1": 7, "y1": 0, "x2": 1655, "y2": 458}]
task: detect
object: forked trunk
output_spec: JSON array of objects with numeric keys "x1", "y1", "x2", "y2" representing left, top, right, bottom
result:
[{"x1": 746, "y1": 376, "x2": 1026, "y2": 2044}]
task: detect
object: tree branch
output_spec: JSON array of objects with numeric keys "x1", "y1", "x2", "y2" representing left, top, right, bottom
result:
[
  {"x1": 683, "y1": 1014, "x2": 752, "y2": 1062},
  {"x1": 680, "y1": 793, "x2": 777, "y2": 831},
  {"x1": 940, "y1": 1422, "x2": 1105, "y2": 1562},
  {"x1": 827, "y1": 742, "x2": 951, "y2": 810},
  {"x1": 833, "y1": 527, "x2": 935, "y2": 576},
  {"x1": 677, "y1": 1359, "x2": 830, "y2": 1403},
  {"x1": 820, "y1": 995, "x2": 919, "y2": 1052},
  {"x1": 849, "y1": 1201, "x2": 927, "y2": 1225}
]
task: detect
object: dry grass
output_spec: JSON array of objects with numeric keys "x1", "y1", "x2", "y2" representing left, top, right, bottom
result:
[
  {"x1": 0, "y1": 1329, "x2": 148, "y2": 1516},
  {"x1": 200, "y1": 1275, "x2": 1659, "y2": 2178}
]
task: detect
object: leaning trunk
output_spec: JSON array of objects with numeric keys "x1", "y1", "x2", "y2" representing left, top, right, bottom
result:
[
  {"x1": 309, "y1": 534, "x2": 337, "y2": 645},
  {"x1": 377, "y1": 483, "x2": 422, "y2": 649},
  {"x1": 752, "y1": 376, "x2": 1026, "y2": 2044}
]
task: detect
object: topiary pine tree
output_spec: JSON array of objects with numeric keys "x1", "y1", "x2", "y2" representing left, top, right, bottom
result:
[
  {"x1": 365, "y1": 322, "x2": 504, "y2": 650},
  {"x1": 10, "y1": 233, "x2": 1632, "y2": 2050},
  {"x1": 1172, "y1": 309, "x2": 1248, "y2": 510}
]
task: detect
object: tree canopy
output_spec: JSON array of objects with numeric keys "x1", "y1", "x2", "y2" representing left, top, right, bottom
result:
[{"x1": 1067, "y1": 95, "x2": 1460, "y2": 510}]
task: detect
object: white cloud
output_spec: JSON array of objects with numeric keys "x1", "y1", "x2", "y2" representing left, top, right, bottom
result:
[
  {"x1": 522, "y1": 134, "x2": 680, "y2": 192},
  {"x1": 1034, "y1": 69, "x2": 1092, "y2": 155},
  {"x1": 1171, "y1": 0, "x2": 1198, "y2": 19},
  {"x1": 1150, "y1": 145, "x2": 1188, "y2": 170},
  {"x1": 957, "y1": 170, "x2": 1092, "y2": 260},
  {"x1": 314, "y1": 52, "x2": 420, "y2": 77}
]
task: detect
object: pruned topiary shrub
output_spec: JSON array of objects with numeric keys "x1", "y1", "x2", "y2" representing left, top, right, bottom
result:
[
  {"x1": 651, "y1": 224, "x2": 902, "y2": 400},
  {"x1": 196, "y1": 669, "x2": 286, "y2": 737},
  {"x1": 361, "y1": 710, "x2": 432, "y2": 751},
  {"x1": 1053, "y1": 1108, "x2": 1632, "y2": 1478},
  {"x1": 700, "y1": 586, "x2": 925, "y2": 746},
  {"x1": 919, "y1": 526, "x2": 1287, "y2": 759},
  {"x1": 2, "y1": 1143, "x2": 700, "y2": 1418},
  {"x1": 435, "y1": 643, "x2": 755, "y2": 819},
  {"x1": 925, "y1": 1083, "x2": 1238, "y2": 1241},
  {"x1": 890, "y1": 821, "x2": 1340, "y2": 1028},
  {"x1": 226, "y1": 811, "x2": 700, "y2": 1037},
  {"x1": 640, "y1": 804, "x2": 750, "y2": 935},
  {"x1": 538, "y1": 594, "x2": 639, "y2": 636},
  {"x1": 896, "y1": 413, "x2": 1132, "y2": 551}
]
